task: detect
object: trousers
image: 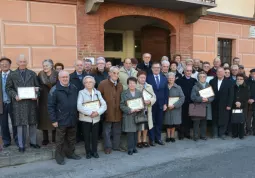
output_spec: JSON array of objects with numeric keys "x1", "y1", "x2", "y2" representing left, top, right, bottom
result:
[
  {"x1": 193, "y1": 119, "x2": 207, "y2": 138},
  {"x1": 149, "y1": 104, "x2": 163, "y2": 141},
  {"x1": 127, "y1": 132, "x2": 137, "y2": 151},
  {"x1": 103, "y1": 121, "x2": 121, "y2": 149},
  {"x1": 82, "y1": 122, "x2": 99, "y2": 153},
  {"x1": 17, "y1": 124, "x2": 37, "y2": 148}
]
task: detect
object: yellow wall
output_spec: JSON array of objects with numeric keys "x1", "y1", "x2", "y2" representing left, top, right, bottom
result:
[{"x1": 208, "y1": 0, "x2": 255, "y2": 18}]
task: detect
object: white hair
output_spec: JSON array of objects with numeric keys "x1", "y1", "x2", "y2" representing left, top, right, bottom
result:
[
  {"x1": 58, "y1": 70, "x2": 69, "y2": 77},
  {"x1": 213, "y1": 57, "x2": 221, "y2": 63},
  {"x1": 109, "y1": 66, "x2": 119, "y2": 73},
  {"x1": 143, "y1": 53, "x2": 151, "y2": 58},
  {"x1": 16, "y1": 54, "x2": 27, "y2": 63},
  {"x1": 186, "y1": 58, "x2": 193, "y2": 64},
  {"x1": 161, "y1": 60, "x2": 170, "y2": 66},
  {"x1": 74, "y1": 59, "x2": 83, "y2": 66},
  {"x1": 42, "y1": 59, "x2": 53, "y2": 68},
  {"x1": 96, "y1": 57, "x2": 106, "y2": 64},
  {"x1": 231, "y1": 64, "x2": 239, "y2": 70},
  {"x1": 167, "y1": 72, "x2": 176, "y2": 79},
  {"x1": 193, "y1": 58, "x2": 200, "y2": 63},
  {"x1": 161, "y1": 56, "x2": 169, "y2": 61},
  {"x1": 83, "y1": 75, "x2": 96, "y2": 85}
]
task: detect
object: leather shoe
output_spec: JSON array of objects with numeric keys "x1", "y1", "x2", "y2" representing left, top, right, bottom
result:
[
  {"x1": 185, "y1": 135, "x2": 191, "y2": 139},
  {"x1": 18, "y1": 147, "x2": 25, "y2": 153},
  {"x1": 67, "y1": 154, "x2": 81, "y2": 160},
  {"x1": 86, "y1": 153, "x2": 92, "y2": 159},
  {"x1": 92, "y1": 152, "x2": 99, "y2": 158},
  {"x1": 133, "y1": 149, "x2": 138, "y2": 153},
  {"x1": 30, "y1": 144, "x2": 41, "y2": 149},
  {"x1": 128, "y1": 151, "x2": 133, "y2": 155},
  {"x1": 149, "y1": 141, "x2": 156, "y2": 146},
  {"x1": 170, "y1": 138, "x2": 176, "y2": 143},
  {"x1": 3, "y1": 144, "x2": 11, "y2": 148},
  {"x1": 56, "y1": 160, "x2": 65, "y2": 165},
  {"x1": 155, "y1": 140, "x2": 165, "y2": 145},
  {"x1": 200, "y1": 137, "x2": 207, "y2": 140},
  {"x1": 104, "y1": 148, "x2": 112, "y2": 154},
  {"x1": 42, "y1": 140, "x2": 49, "y2": 146}
]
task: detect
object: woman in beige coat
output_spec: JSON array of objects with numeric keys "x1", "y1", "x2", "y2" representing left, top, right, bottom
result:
[{"x1": 136, "y1": 71, "x2": 156, "y2": 148}]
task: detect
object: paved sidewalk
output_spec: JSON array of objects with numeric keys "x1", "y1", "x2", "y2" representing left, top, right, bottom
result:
[{"x1": 0, "y1": 135, "x2": 254, "y2": 178}]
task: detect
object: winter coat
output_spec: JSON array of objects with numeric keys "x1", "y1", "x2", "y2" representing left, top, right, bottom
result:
[
  {"x1": 118, "y1": 67, "x2": 138, "y2": 90},
  {"x1": 164, "y1": 83, "x2": 185, "y2": 125},
  {"x1": 98, "y1": 78, "x2": 123, "y2": 122},
  {"x1": 137, "y1": 62, "x2": 152, "y2": 75},
  {"x1": 37, "y1": 70, "x2": 58, "y2": 130},
  {"x1": 6, "y1": 69, "x2": 39, "y2": 126},
  {"x1": 48, "y1": 82, "x2": 78, "y2": 127},
  {"x1": 247, "y1": 77, "x2": 255, "y2": 111},
  {"x1": 77, "y1": 88, "x2": 107, "y2": 124},
  {"x1": 176, "y1": 76, "x2": 197, "y2": 104},
  {"x1": 69, "y1": 71, "x2": 87, "y2": 92},
  {"x1": 120, "y1": 89, "x2": 145, "y2": 132},
  {"x1": 190, "y1": 82, "x2": 214, "y2": 120},
  {"x1": 0, "y1": 70, "x2": 12, "y2": 114},
  {"x1": 91, "y1": 68, "x2": 108, "y2": 88},
  {"x1": 136, "y1": 83, "x2": 156, "y2": 130}
]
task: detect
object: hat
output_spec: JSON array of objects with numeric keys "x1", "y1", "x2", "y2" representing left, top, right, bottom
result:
[
  {"x1": 0, "y1": 57, "x2": 12, "y2": 64},
  {"x1": 239, "y1": 65, "x2": 244, "y2": 69},
  {"x1": 250, "y1": 68, "x2": 255, "y2": 73}
]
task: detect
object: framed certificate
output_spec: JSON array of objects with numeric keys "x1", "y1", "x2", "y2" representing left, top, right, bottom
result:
[
  {"x1": 83, "y1": 100, "x2": 100, "y2": 111},
  {"x1": 127, "y1": 97, "x2": 144, "y2": 110},
  {"x1": 17, "y1": 87, "x2": 36, "y2": 99},
  {"x1": 168, "y1": 97, "x2": 179, "y2": 106},
  {"x1": 199, "y1": 86, "x2": 215, "y2": 98},
  {"x1": 206, "y1": 76, "x2": 214, "y2": 83},
  {"x1": 142, "y1": 89, "x2": 153, "y2": 101}
]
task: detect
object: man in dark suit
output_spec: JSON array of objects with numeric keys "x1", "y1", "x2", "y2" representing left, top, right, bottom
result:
[
  {"x1": 209, "y1": 67, "x2": 234, "y2": 139},
  {"x1": 0, "y1": 57, "x2": 17, "y2": 148},
  {"x1": 146, "y1": 62, "x2": 168, "y2": 146},
  {"x1": 208, "y1": 57, "x2": 221, "y2": 77},
  {"x1": 137, "y1": 53, "x2": 152, "y2": 74},
  {"x1": 176, "y1": 66, "x2": 197, "y2": 140}
]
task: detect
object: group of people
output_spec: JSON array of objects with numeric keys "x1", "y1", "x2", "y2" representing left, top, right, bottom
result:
[{"x1": 0, "y1": 53, "x2": 254, "y2": 165}]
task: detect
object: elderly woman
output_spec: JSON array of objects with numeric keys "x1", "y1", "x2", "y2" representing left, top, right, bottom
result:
[
  {"x1": 224, "y1": 68, "x2": 231, "y2": 79},
  {"x1": 164, "y1": 72, "x2": 185, "y2": 142},
  {"x1": 173, "y1": 54, "x2": 184, "y2": 74},
  {"x1": 169, "y1": 61, "x2": 182, "y2": 80},
  {"x1": 185, "y1": 59, "x2": 198, "y2": 79},
  {"x1": 191, "y1": 71, "x2": 214, "y2": 141},
  {"x1": 77, "y1": 76, "x2": 107, "y2": 159},
  {"x1": 120, "y1": 77, "x2": 145, "y2": 155},
  {"x1": 136, "y1": 71, "x2": 156, "y2": 148},
  {"x1": 231, "y1": 74, "x2": 250, "y2": 139},
  {"x1": 38, "y1": 59, "x2": 58, "y2": 145}
]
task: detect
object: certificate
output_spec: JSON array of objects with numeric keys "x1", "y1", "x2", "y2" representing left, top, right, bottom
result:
[
  {"x1": 142, "y1": 89, "x2": 153, "y2": 101},
  {"x1": 127, "y1": 98, "x2": 144, "y2": 110},
  {"x1": 168, "y1": 97, "x2": 179, "y2": 106},
  {"x1": 206, "y1": 76, "x2": 214, "y2": 83},
  {"x1": 83, "y1": 100, "x2": 100, "y2": 111},
  {"x1": 17, "y1": 87, "x2": 36, "y2": 99},
  {"x1": 199, "y1": 86, "x2": 215, "y2": 98}
]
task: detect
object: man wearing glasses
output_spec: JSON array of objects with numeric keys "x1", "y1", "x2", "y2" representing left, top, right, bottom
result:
[{"x1": 176, "y1": 66, "x2": 197, "y2": 140}]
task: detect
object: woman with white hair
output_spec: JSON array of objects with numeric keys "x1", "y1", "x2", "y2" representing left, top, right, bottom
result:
[
  {"x1": 38, "y1": 59, "x2": 58, "y2": 145},
  {"x1": 164, "y1": 72, "x2": 185, "y2": 142},
  {"x1": 77, "y1": 76, "x2": 107, "y2": 159}
]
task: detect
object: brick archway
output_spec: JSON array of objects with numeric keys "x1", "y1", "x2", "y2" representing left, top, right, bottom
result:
[{"x1": 77, "y1": 1, "x2": 192, "y2": 59}]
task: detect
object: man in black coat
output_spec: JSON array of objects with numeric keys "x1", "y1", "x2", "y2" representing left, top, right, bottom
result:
[
  {"x1": 69, "y1": 59, "x2": 88, "y2": 142},
  {"x1": 247, "y1": 69, "x2": 255, "y2": 135},
  {"x1": 209, "y1": 67, "x2": 234, "y2": 139},
  {"x1": 137, "y1": 53, "x2": 152, "y2": 74},
  {"x1": 92, "y1": 57, "x2": 108, "y2": 88},
  {"x1": 48, "y1": 70, "x2": 81, "y2": 165},
  {"x1": 176, "y1": 66, "x2": 197, "y2": 139}
]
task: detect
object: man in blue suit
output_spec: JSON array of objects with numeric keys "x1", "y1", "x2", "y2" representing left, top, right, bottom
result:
[{"x1": 146, "y1": 62, "x2": 168, "y2": 146}]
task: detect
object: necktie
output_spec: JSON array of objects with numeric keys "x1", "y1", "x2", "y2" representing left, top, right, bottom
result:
[
  {"x1": 2, "y1": 73, "x2": 9, "y2": 103},
  {"x1": 155, "y1": 75, "x2": 160, "y2": 89},
  {"x1": 21, "y1": 71, "x2": 25, "y2": 81},
  {"x1": 3, "y1": 73, "x2": 7, "y2": 84}
]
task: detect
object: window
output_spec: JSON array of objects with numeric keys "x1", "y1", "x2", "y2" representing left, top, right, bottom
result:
[
  {"x1": 217, "y1": 38, "x2": 232, "y2": 64},
  {"x1": 104, "y1": 32, "x2": 123, "y2": 51}
]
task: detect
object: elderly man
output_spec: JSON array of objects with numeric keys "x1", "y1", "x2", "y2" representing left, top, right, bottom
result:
[
  {"x1": 83, "y1": 58, "x2": 93, "y2": 75},
  {"x1": 137, "y1": 53, "x2": 152, "y2": 74},
  {"x1": 209, "y1": 67, "x2": 234, "y2": 139},
  {"x1": 0, "y1": 57, "x2": 17, "y2": 148},
  {"x1": 70, "y1": 59, "x2": 87, "y2": 142},
  {"x1": 92, "y1": 57, "x2": 108, "y2": 88},
  {"x1": 233, "y1": 57, "x2": 240, "y2": 65},
  {"x1": 247, "y1": 69, "x2": 255, "y2": 135},
  {"x1": 230, "y1": 65, "x2": 239, "y2": 83},
  {"x1": 193, "y1": 59, "x2": 203, "y2": 72},
  {"x1": 161, "y1": 60, "x2": 170, "y2": 77},
  {"x1": 208, "y1": 57, "x2": 221, "y2": 76},
  {"x1": 48, "y1": 70, "x2": 81, "y2": 165},
  {"x1": 98, "y1": 66, "x2": 124, "y2": 154},
  {"x1": 6, "y1": 55, "x2": 40, "y2": 152},
  {"x1": 202, "y1": 61, "x2": 211, "y2": 74},
  {"x1": 176, "y1": 66, "x2": 197, "y2": 140},
  {"x1": 146, "y1": 62, "x2": 168, "y2": 146},
  {"x1": 119, "y1": 58, "x2": 138, "y2": 90}
]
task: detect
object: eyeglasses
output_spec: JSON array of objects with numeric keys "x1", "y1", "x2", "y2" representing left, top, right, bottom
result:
[
  {"x1": 237, "y1": 79, "x2": 244, "y2": 80},
  {"x1": 186, "y1": 70, "x2": 192, "y2": 72}
]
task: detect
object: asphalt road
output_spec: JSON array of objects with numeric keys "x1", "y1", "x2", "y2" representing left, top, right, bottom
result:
[{"x1": 1, "y1": 136, "x2": 255, "y2": 178}]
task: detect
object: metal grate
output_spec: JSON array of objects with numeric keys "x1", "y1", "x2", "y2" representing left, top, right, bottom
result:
[{"x1": 217, "y1": 38, "x2": 232, "y2": 64}]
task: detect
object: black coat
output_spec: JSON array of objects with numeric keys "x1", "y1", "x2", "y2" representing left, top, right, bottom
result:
[
  {"x1": 69, "y1": 71, "x2": 87, "y2": 92},
  {"x1": 247, "y1": 78, "x2": 255, "y2": 110},
  {"x1": 92, "y1": 68, "x2": 108, "y2": 88},
  {"x1": 209, "y1": 77, "x2": 234, "y2": 125},
  {"x1": 48, "y1": 82, "x2": 78, "y2": 127},
  {"x1": 137, "y1": 62, "x2": 152, "y2": 75}
]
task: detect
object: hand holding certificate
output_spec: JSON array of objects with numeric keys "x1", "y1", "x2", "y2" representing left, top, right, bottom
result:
[
  {"x1": 142, "y1": 89, "x2": 153, "y2": 101},
  {"x1": 83, "y1": 100, "x2": 100, "y2": 111},
  {"x1": 17, "y1": 87, "x2": 36, "y2": 100},
  {"x1": 127, "y1": 97, "x2": 144, "y2": 110},
  {"x1": 199, "y1": 86, "x2": 215, "y2": 98},
  {"x1": 168, "y1": 97, "x2": 179, "y2": 106}
]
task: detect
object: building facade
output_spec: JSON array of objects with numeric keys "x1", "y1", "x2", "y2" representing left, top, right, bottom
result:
[{"x1": 0, "y1": 0, "x2": 254, "y2": 72}]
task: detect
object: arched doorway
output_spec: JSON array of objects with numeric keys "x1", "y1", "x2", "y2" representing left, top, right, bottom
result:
[{"x1": 104, "y1": 15, "x2": 172, "y2": 65}]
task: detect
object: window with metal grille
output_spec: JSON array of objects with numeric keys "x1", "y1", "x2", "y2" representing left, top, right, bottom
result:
[{"x1": 217, "y1": 38, "x2": 232, "y2": 64}]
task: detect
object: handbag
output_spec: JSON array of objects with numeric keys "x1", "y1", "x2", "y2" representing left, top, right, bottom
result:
[
  {"x1": 188, "y1": 103, "x2": 206, "y2": 117},
  {"x1": 231, "y1": 109, "x2": 245, "y2": 124},
  {"x1": 134, "y1": 112, "x2": 148, "y2": 124}
]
